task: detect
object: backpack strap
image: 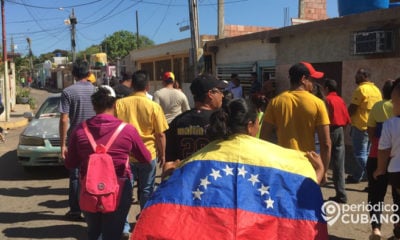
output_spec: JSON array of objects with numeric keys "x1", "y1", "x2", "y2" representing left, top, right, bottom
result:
[
  {"x1": 82, "y1": 121, "x2": 127, "y2": 153},
  {"x1": 104, "y1": 122, "x2": 127, "y2": 151}
]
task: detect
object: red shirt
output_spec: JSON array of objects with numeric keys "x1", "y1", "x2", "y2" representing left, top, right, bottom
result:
[{"x1": 325, "y1": 92, "x2": 351, "y2": 127}]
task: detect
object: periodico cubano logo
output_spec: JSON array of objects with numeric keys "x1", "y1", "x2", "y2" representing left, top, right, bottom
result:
[
  {"x1": 321, "y1": 201, "x2": 341, "y2": 226},
  {"x1": 322, "y1": 200, "x2": 400, "y2": 226}
]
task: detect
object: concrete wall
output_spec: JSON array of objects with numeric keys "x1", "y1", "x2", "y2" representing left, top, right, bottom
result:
[
  {"x1": 272, "y1": 7, "x2": 400, "y2": 100},
  {"x1": 215, "y1": 40, "x2": 276, "y2": 65}
]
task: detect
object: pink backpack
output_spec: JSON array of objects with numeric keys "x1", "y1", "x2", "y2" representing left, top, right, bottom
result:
[{"x1": 79, "y1": 121, "x2": 128, "y2": 213}]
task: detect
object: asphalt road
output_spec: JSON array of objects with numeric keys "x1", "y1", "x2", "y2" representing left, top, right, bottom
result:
[{"x1": 0, "y1": 88, "x2": 396, "y2": 239}]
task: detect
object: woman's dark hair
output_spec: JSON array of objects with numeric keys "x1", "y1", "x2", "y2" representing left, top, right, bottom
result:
[
  {"x1": 91, "y1": 86, "x2": 116, "y2": 113},
  {"x1": 207, "y1": 98, "x2": 258, "y2": 140}
]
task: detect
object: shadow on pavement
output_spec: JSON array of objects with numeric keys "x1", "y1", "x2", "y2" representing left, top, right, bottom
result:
[
  {"x1": 2, "y1": 224, "x2": 86, "y2": 239},
  {"x1": 0, "y1": 150, "x2": 68, "y2": 181},
  {"x1": 0, "y1": 186, "x2": 67, "y2": 197}
]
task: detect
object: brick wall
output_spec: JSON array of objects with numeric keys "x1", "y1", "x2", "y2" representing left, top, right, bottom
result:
[
  {"x1": 224, "y1": 25, "x2": 274, "y2": 38},
  {"x1": 298, "y1": 0, "x2": 328, "y2": 20}
]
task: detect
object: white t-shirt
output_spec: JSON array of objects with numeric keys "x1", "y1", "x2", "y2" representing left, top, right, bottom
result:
[
  {"x1": 153, "y1": 88, "x2": 190, "y2": 124},
  {"x1": 379, "y1": 116, "x2": 400, "y2": 172}
]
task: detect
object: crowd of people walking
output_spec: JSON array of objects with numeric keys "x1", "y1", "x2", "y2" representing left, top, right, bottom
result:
[{"x1": 59, "y1": 59, "x2": 400, "y2": 240}]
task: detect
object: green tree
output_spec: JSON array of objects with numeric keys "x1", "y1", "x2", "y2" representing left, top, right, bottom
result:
[
  {"x1": 77, "y1": 44, "x2": 101, "y2": 60},
  {"x1": 101, "y1": 30, "x2": 154, "y2": 61}
]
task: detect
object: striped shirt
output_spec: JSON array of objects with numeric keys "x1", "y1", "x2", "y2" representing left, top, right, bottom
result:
[{"x1": 59, "y1": 81, "x2": 96, "y2": 136}]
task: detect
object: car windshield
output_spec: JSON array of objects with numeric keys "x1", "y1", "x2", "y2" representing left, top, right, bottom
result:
[{"x1": 35, "y1": 96, "x2": 61, "y2": 118}]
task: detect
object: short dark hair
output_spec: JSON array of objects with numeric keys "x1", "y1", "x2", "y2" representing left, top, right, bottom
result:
[
  {"x1": 289, "y1": 63, "x2": 309, "y2": 85},
  {"x1": 132, "y1": 70, "x2": 149, "y2": 91},
  {"x1": 72, "y1": 59, "x2": 90, "y2": 79},
  {"x1": 324, "y1": 79, "x2": 338, "y2": 93},
  {"x1": 357, "y1": 68, "x2": 371, "y2": 79},
  {"x1": 382, "y1": 79, "x2": 395, "y2": 100},
  {"x1": 121, "y1": 72, "x2": 132, "y2": 82}
]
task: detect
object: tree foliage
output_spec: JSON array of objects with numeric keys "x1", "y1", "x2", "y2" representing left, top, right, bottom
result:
[
  {"x1": 77, "y1": 44, "x2": 101, "y2": 60},
  {"x1": 101, "y1": 30, "x2": 154, "y2": 61}
]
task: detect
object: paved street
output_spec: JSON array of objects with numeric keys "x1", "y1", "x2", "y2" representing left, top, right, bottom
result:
[{"x1": 0, "y1": 88, "x2": 396, "y2": 239}]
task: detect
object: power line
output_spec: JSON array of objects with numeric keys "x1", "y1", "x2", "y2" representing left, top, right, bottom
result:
[
  {"x1": 5, "y1": 0, "x2": 105, "y2": 9},
  {"x1": 151, "y1": 0, "x2": 173, "y2": 39}
]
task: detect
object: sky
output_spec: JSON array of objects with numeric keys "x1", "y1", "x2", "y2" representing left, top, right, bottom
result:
[{"x1": 5, "y1": 0, "x2": 339, "y2": 56}]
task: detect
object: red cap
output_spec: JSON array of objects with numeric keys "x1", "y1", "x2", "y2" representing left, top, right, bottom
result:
[
  {"x1": 301, "y1": 62, "x2": 324, "y2": 79},
  {"x1": 163, "y1": 72, "x2": 175, "y2": 82}
]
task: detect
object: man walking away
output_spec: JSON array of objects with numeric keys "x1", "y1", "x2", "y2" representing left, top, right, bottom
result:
[
  {"x1": 59, "y1": 59, "x2": 96, "y2": 220},
  {"x1": 347, "y1": 68, "x2": 382, "y2": 183},
  {"x1": 153, "y1": 71, "x2": 190, "y2": 124},
  {"x1": 115, "y1": 70, "x2": 169, "y2": 210},
  {"x1": 323, "y1": 79, "x2": 351, "y2": 203}
]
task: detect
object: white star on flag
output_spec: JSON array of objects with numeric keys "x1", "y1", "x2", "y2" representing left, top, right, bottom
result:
[
  {"x1": 200, "y1": 177, "x2": 211, "y2": 189},
  {"x1": 238, "y1": 166, "x2": 247, "y2": 178},
  {"x1": 258, "y1": 184, "x2": 270, "y2": 196},
  {"x1": 192, "y1": 188, "x2": 204, "y2": 200},
  {"x1": 223, "y1": 165, "x2": 234, "y2": 176},
  {"x1": 210, "y1": 168, "x2": 222, "y2": 180},
  {"x1": 248, "y1": 174, "x2": 260, "y2": 186},
  {"x1": 265, "y1": 197, "x2": 274, "y2": 209}
]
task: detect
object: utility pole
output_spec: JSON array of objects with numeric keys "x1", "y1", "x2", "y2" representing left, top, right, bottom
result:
[
  {"x1": 69, "y1": 8, "x2": 77, "y2": 62},
  {"x1": 218, "y1": 0, "x2": 224, "y2": 39},
  {"x1": 1, "y1": 0, "x2": 9, "y2": 121},
  {"x1": 136, "y1": 10, "x2": 140, "y2": 49},
  {"x1": 26, "y1": 37, "x2": 33, "y2": 77},
  {"x1": 188, "y1": 0, "x2": 199, "y2": 77}
]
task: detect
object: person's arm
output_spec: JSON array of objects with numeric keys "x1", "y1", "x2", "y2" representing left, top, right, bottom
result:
[
  {"x1": 305, "y1": 151, "x2": 325, "y2": 184},
  {"x1": 130, "y1": 126, "x2": 152, "y2": 163},
  {"x1": 155, "y1": 132, "x2": 166, "y2": 168},
  {"x1": 374, "y1": 148, "x2": 391, "y2": 179},
  {"x1": 259, "y1": 122, "x2": 275, "y2": 142},
  {"x1": 59, "y1": 113, "x2": 69, "y2": 159},
  {"x1": 348, "y1": 103, "x2": 358, "y2": 117},
  {"x1": 316, "y1": 124, "x2": 331, "y2": 175},
  {"x1": 181, "y1": 95, "x2": 190, "y2": 112}
]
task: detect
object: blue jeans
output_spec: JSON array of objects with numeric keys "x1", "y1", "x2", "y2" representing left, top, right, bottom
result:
[
  {"x1": 350, "y1": 126, "x2": 370, "y2": 181},
  {"x1": 69, "y1": 168, "x2": 80, "y2": 213},
  {"x1": 330, "y1": 126, "x2": 347, "y2": 200},
  {"x1": 84, "y1": 178, "x2": 133, "y2": 240},
  {"x1": 132, "y1": 159, "x2": 156, "y2": 210}
]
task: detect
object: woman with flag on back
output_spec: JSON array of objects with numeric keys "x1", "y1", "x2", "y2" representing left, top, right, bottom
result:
[{"x1": 132, "y1": 98, "x2": 328, "y2": 240}]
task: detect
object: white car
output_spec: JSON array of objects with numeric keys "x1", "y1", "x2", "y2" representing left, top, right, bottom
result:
[{"x1": 17, "y1": 94, "x2": 62, "y2": 170}]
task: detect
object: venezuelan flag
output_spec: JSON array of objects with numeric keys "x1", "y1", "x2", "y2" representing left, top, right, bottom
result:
[{"x1": 132, "y1": 135, "x2": 328, "y2": 240}]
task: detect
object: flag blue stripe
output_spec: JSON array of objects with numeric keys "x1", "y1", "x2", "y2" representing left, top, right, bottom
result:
[{"x1": 147, "y1": 160, "x2": 325, "y2": 222}]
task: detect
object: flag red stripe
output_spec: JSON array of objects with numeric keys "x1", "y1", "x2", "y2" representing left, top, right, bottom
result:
[{"x1": 132, "y1": 203, "x2": 328, "y2": 240}]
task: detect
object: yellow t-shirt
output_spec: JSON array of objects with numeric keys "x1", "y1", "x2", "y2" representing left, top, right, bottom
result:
[
  {"x1": 263, "y1": 90, "x2": 330, "y2": 152},
  {"x1": 115, "y1": 92, "x2": 169, "y2": 160},
  {"x1": 351, "y1": 82, "x2": 382, "y2": 131}
]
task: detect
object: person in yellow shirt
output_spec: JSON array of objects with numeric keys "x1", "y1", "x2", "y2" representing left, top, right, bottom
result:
[
  {"x1": 347, "y1": 68, "x2": 382, "y2": 183},
  {"x1": 115, "y1": 70, "x2": 169, "y2": 211},
  {"x1": 260, "y1": 62, "x2": 331, "y2": 179}
]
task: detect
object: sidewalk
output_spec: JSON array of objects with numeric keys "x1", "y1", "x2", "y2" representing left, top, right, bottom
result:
[{"x1": 0, "y1": 104, "x2": 31, "y2": 130}]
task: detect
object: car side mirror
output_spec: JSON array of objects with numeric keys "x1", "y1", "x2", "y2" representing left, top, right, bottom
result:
[{"x1": 23, "y1": 112, "x2": 34, "y2": 121}]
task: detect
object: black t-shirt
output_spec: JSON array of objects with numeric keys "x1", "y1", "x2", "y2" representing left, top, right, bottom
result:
[
  {"x1": 113, "y1": 84, "x2": 133, "y2": 99},
  {"x1": 165, "y1": 109, "x2": 215, "y2": 162}
]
